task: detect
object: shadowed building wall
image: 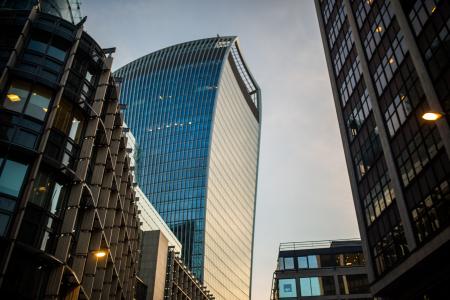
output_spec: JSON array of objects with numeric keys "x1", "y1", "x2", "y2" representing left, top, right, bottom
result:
[
  {"x1": 315, "y1": 0, "x2": 450, "y2": 298},
  {"x1": 0, "y1": 5, "x2": 140, "y2": 299}
]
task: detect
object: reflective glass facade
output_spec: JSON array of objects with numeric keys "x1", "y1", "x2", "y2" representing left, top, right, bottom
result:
[
  {"x1": 115, "y1": 36, "x2": 261, "y2": 299},
  {"x1": 316, "y1": 0, "x2": 450, "y2": 298},
  {"x1": 0, "y1": 0, "x2": 82, "y2": 24}
]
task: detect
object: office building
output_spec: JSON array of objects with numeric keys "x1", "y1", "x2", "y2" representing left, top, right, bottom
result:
[
  {"x1": 126, "y1": 129, "x2": 182, "y2": 252},
  {"x1": 315, "y1": 0, "x2": 450, "y2": 298},
  {"x1": 115, "y1": 36, "x2": 261, "y2": 299},
  {"x1": 0, "y1": 4, "x2": 140, "y2": 299},
  {"x1": 127, "y1": 128, "x2": 213, "y2": 300},
  {"x1": 126, "y1": 129, "x2": 183, "y2": 300},
  {"x1": 271, "y1": 240, "x2": 372, "y2": 299}
]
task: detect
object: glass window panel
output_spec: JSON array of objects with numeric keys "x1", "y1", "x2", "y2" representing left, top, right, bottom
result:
[
  {"x1": 0, "y1": 213, "x2": 10, "y2": 236},
  {"x1": 284, "y1": 257, "x2": 294, "y2": 269},
  {"x1": 48, "y1": 37, "x2": 68, "y2": 62},
  {"x1": 300, "y1": 278, "x2": 312, "y2": 296},
  {"x1": 14, "y1": 129, "x2": 38, "y2": 149},
  {"x1": 24, "y1": 85, "x2": 51, "y2": 120},
  {"x1": 310, "y1": 277, "x2": 321, "y2": 296},
  {"x1": 298, "y1": 256, "x2": 308, "y2": 268},
  {"x1": 320, "y1": 254, "x2": 337, "y2": 267},
  {"x1": 40, "y1": 230, "x2": 51, "y2": 251},
  {"x1": 68, "y1": 109, "x2": 85, "y2": 143},
  {"x1": 3, "y1": 80, "x2": 30, "y2": 113},
  {"x1": 85, "y1": 70, "x2": 94, "y2": 83},
  {"x1": 29, "y1": 172, "x2": 52, "y2": 208},
  {"x1": 278, "y1": 257, "x2": 285, "y2": 270},
  {"x1": 61, "y1": 152, "x2": 70, "y2": 167},
  {"x1": 40, "y1": 69, "x2": 58, "y2": 82},
  {"x1": 308, "y1": 255, "x2": 318, "y2": 268},
  {"x1": 0, "y1": 159, "x2": 28, "y2": 197},
  {"x1": 0, "y1": 196, "x2": 16, "y2": 211},
  {"x1": 28, "y1": 39, "x2": 47, "y2": 53},
  {"x1": 49, "y1": 182, "x2": 65, "y2": 215},
  {"x1": 279, "y1": 278, "x2": 297, "y2": 298},
  {"x1": 53, "y1": 99, "x2": 72, "y2": 134},
  {"x1": 44, "y1": 58, "x2": 62, "y2": 72},
  {"x1": 47, "y1": 45, "x2": 66, "y2": 62},
  {"x1": 321, "y1": 276, "x2": 336, "y2": 295}
]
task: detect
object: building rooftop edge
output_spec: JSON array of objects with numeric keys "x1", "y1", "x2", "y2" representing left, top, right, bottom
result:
[
  {"x1": 279, "y1": 238, "x2": 362, "y2": 252},
  {"x1": 114, "y1": 35, "x2": 238, "y2": 72}
]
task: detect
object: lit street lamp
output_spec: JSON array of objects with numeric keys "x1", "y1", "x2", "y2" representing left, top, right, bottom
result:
[
  {"x1": 422, "y1": 112, "x2": 444, "y2": 121},
  {"x1": 93, "y1": 250, "x2": 108, "y2": 258}
]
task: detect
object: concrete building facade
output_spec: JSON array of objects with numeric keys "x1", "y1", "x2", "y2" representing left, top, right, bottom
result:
[{"x1": 315, "y1": 0, "x2": 450, "y2": 298}]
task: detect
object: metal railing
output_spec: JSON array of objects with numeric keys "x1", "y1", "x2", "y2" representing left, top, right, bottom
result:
[{"x1": 279, "y1": 238, "x2": 361, "y2": 252}]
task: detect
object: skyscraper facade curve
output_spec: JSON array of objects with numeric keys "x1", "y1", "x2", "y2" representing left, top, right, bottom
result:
[{"x1": 114, "y1": 36, "x2": 261, "y2": 300}]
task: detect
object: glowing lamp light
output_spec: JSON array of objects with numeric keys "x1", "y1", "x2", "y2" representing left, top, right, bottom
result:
[
  {"x1": 6, "y1": 93, "x2": 21, "y2": 102},
  {"x1": 422, "y1": 112, "x2": 443, "y2": 121},
  {"x1": 375, "y1": 26, "x2": 383, "y2": 33},
  {"x1": 93, "y1": 250, "x2": 107, "y2": 258}
]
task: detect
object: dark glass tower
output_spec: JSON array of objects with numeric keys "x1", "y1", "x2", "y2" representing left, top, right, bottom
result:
[
  {"x1": 115, "y1": 36, "x2": 261, "y2": 299},
  {"x1": 0, "y1": 4, "x2": 140, "y2": 299},
  {"x1": 0, "y1": 0, "x2": 82, "y2": 24},
  {"x1": 315, "y1": 0, "x2": 450, "y2": 299}
]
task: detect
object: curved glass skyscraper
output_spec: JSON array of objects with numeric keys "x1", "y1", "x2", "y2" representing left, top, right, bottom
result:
[{"x1": 115, "y1": 36, "x2": 261, "y2": 299}]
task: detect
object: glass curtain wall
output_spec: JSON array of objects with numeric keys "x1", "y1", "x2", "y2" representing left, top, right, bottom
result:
[
  {"x1": 115, "y1": 37, "x2": 261, "y2": 300},
  {"x1": 114, "y1": 38, "x2": 230, "y2": 278}
]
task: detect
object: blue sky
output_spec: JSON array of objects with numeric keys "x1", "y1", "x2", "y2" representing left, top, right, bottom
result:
[{"x1": 83, "y1": 0, "x2": 360, "y2": 298}]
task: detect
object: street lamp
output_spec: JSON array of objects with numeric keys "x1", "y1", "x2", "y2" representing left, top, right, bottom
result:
[
  {"x1": 93, "y1": 250, "x2": 108, "y2": 258},
  {"x1": 422, "y1": 112, "x2": 444, "y2": 121}
]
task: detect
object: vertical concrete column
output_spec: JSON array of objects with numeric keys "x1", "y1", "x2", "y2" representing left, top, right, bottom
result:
[
  {"x1": 343, "y1": 0, "x2": 417, "y2": 251},
  {"x1": 110, "y1": 274, "x2": 119, "y2": 298},
  {"x1": 82, "y1": 230, "x2": 103, "y2": 297},
  {"x1": 91, "y1": 248, "x2": 108, "y2": 299},
  {"x1": 98, "y1": 171, "x2": 114, "y2": 224},
  {"x1": 313, "y1": 0, "x2": 376, "y2": 281},
  {"x1": 101, "y1": 262, "x2": 114, "y2": 300}
]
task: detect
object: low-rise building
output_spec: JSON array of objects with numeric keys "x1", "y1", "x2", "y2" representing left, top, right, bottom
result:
[{"x1": 271, "y1": 239, "x2": 372, "y2": 299}]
